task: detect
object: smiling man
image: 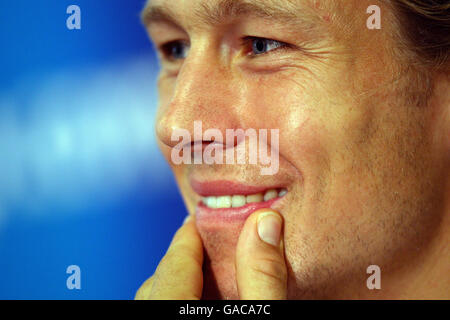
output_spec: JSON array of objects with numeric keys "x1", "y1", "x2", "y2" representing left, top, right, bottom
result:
[{"x1": 136, "y1": 0, "x2": 449, "y2": 299}]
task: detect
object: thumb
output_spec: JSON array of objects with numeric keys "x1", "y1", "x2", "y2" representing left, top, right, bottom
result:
[{"x1": 235, "y1": 209, "x2": 287, "y2": 300}]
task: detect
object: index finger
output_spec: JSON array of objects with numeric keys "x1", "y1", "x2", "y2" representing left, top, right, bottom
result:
[{"x1": 140, "y1": 216, "x2": 204, "y2": 300}]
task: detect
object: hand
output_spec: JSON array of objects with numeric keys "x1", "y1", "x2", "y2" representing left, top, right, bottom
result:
[{"x1": 135, "y1": 209, "x2": 287, "y2": 300}]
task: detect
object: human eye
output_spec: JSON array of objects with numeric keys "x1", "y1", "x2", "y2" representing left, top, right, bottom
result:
[
  {"x1": 242, "y1": 36, "x2": 289, "y2": 56},
  {"x1": 159, "y1": 40, "x2": 190, "y2": 61}
]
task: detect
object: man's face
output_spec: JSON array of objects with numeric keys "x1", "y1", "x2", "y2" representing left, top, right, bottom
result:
[{"x1": 145, "y1": 0, "x2": 446, "y2": 298}]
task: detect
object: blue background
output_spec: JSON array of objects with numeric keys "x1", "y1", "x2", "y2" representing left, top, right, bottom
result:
[{"x1": 0, "y1": 0, "x2": 186, "y2": 299}]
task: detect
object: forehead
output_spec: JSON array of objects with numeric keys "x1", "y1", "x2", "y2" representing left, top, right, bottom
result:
[{"x1": 142, "y1": 0, "x2": 332, "y2": 28}]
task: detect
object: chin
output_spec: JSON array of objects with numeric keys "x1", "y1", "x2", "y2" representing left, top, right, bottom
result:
[
  {"x1": 202, "y1": 257, "x2": 239, "y2": 300},
  {"x1": 196, "y1": 217, "x2": 243, "y2": 300}
]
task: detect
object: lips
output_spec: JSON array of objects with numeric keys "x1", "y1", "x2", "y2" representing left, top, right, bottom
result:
[{"x1": 191, "y1": 179, "x2": 287, "y2": 222}]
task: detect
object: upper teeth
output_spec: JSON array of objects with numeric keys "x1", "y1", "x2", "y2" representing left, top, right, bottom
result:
[{"x1": 201, "y1": 188, "x2": 287, "y2": 209}]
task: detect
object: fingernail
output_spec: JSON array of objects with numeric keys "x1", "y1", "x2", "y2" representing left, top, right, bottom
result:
[{"x1": 257, "y1": 211, "x2": 282, "y2": 246}]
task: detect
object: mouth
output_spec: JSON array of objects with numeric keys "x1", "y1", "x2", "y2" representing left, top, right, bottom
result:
[{"x1": 191, "y1": 180, "x2": 287, "y2": 222}]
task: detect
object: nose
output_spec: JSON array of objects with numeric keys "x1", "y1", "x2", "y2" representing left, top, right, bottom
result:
[{"x1": 156, "y1": 44, "x2": 241, "y2": 150}]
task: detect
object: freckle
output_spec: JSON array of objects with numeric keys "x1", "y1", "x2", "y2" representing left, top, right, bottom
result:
[{"x1": 323, "y1": 14, "x2": 330, "y2": 22}]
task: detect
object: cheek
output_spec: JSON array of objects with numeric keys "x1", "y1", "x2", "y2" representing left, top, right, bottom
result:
[
  {"x1": 241, "y1": 72, "x2": 386, "y2": 267},
  {"x1": 243, "y1": 73, "x2": 334, "y2": 202},
  {"x1": 244, "y1": 74, "x2": 350, "y2": 239}
]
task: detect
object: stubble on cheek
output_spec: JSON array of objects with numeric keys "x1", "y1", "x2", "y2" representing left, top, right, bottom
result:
[{"x1": 283, "y1": 70, "x2": 444, "y2": 298}]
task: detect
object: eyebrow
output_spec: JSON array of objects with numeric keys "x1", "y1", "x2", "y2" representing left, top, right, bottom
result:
[{"x1": 141, "y1": 0, "x2": 322, "y2": 31}]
